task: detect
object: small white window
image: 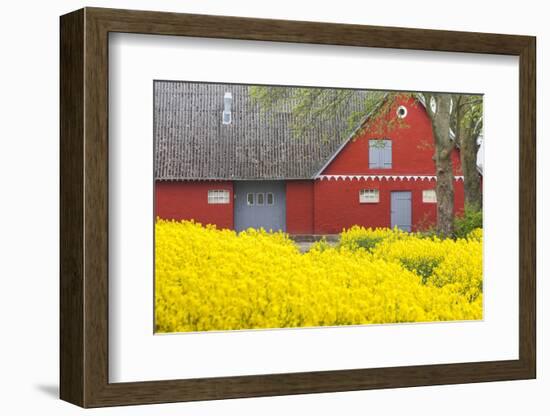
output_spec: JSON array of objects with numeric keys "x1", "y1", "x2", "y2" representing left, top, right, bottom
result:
[
  {"x1": 246, "y1": 193, "x2": 254, "y2": 205},
  {"x1": 359, "y1": 189, "x2": 379, "y2": 203},
  {"x1": 423, "y1": 189, "x2": 437, "y2": 203},
  {"x1": 266, "y1": 193, "x2": 274, "y2": 205},
  {"x1": 396, "y1": 105, "x2": 408, "y2": 119},
  {"x1": 256, "y1": 193, "x2": 265, "y2": 205},
  {"x1": 222, "y1": 111, "x2": 232, "y2": 125},
  {"x1": 207, "y1": 189, "x2": 230, "y2": 204},
  {"x1": 222, "y1": 92, "x2": 232, "y2": 125}
]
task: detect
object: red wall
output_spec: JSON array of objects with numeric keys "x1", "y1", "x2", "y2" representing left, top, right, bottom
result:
[
  {"x1": 322, "y1": 97, "x2": 463, "y2": 176},
  {"x1": 286, "y1": 181, "x2": 314, "y2": 234},
  {"x1": 154, "y1": 98, "x2": 468, "y2": 234},
  {"x1": 312, "y1": 96, "x2": 466, "y2": 234},
  {"x1": 155, "y1": 181, "x2": 234, "y2": 229},
  {"x1": 313, "y1": 178, "x2": 465, "y2": 234},
  {"x1": 155, "y1": 178, "x2": 465, "y2": 234}
]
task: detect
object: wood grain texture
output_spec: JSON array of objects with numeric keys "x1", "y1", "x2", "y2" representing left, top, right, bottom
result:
[
  {"x1": 59, "y1": 8, "x2": 84, "y2": 406},
  {"x1": 59, "y1": 7, "x2": 537, "y2": 408},
  {"x1": 518, "y1": 38, "x2": 537, "y2": 375},
  {"x1": 88, "y1": 7, "x2": 532, "y2": 54}
]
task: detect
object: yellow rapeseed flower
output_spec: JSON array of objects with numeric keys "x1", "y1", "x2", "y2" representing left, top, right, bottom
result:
[{"x1": 155, "y1": 220, "x2": 482, "y2": 332}]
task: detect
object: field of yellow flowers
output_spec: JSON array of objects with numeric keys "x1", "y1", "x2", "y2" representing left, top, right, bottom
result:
[{"x1": 155, "y1": 220, "x2": 482, "y2": 333}]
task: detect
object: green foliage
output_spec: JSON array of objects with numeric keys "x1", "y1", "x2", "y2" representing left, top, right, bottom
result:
[
  {"x1": 346, "y1": 236, "x2": 385, "y2": 252},
  {"x1": 414, "y1": 208, "x2": 482, "y2": 241},
  {"x1": 454, "y1": 95, "x2": 484, "y2": 140},
  {"x1": 249, "y1": 85, "x2": 397, "y2": 142},
  {"x1": 453, "y1": 207, "x2": 483, "y2": 239},
  {"x1": 338, "y1": 226, "x2": 406, "y2": 252},
  {"x1": 399, "y1": 258, "x2": 442, "y2": 284},
  {"x1": 310, "y1": 238, "x2": 331, "y2": 252}
]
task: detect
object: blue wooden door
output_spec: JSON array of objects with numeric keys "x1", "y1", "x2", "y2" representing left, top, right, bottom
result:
[
  {"x1": 391, "y1": 191, "x2": 412, "y2": 232},
  {"x1": 234, "y1": 181, "x2": 286, "y2": 232}
]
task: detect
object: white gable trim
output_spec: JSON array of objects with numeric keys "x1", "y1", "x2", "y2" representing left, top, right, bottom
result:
[{"x1": 316, "y1": 174, "x2": 464, "y2": 182}]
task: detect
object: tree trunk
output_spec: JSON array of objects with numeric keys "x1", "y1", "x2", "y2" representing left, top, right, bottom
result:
[
  {"x1": 425, "y1": 93, "x2": 455, "y2": 236},
  {"x1": 456, "y1": 95, "x2": 482, "y2": 211},
  {"x1": 460, "y1": 130, "x2": 482, "y2": 211}
]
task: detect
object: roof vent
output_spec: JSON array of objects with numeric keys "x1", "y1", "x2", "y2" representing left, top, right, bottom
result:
[{"x1": 222, "y1": 92, "x2": 232, "y2": 125}]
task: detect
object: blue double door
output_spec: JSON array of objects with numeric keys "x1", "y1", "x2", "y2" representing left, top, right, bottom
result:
[
  {"x1": 390, "y1": 191, "x2": 412, "y2": 232},
  {"x1": 234, "y1": 181, "x2": 286, "y2": 232}
]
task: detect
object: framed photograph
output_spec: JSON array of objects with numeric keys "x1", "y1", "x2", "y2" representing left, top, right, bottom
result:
[{"x1": 60, "y1": 7, "x2": 536, "y2": 408}]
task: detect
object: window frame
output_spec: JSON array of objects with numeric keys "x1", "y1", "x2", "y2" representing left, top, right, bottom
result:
[
  {"x1": 207, "y1": 189, "x2": 231, "y2": 204},
  {"x1": 359, "y1": 189, "x2": 380, "y2": 204},
  {"x1": 396, "y1": 105, "x2": 408, "y2": 119},
  {"x1": 246, "y1": 193, "x2": 255, "y2": 206},
  {"x1": 422, "y1": 189, "x2": 437, "y2": 203}
]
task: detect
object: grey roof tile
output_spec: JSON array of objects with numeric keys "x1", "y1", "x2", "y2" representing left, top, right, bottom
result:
[{"x1": 154, "y1": 81, "x2": 367, "y2": 180}]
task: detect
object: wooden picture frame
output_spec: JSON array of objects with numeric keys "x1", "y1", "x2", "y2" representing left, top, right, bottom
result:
[{"x1": 60, "y1": 7, "x2": 536, "y2": 408}]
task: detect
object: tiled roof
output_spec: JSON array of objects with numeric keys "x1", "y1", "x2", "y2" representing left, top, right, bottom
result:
[{"x1": 154, "y1": 81, "x2": 368, "y2": 180}]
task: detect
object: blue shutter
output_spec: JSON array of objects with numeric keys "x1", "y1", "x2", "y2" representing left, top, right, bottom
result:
[
  {"x1": 369, "y1": 140, "x2": 378, "y2": 168},
  {"x1": 383, "y1": 140, "x2": 392, "y2": 168},
  {"x1": 369, "y1": 139, "x2": 391, "y2": 169}
]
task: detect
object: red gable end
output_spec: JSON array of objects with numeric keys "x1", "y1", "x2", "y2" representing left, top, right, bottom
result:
[{"x1": 320, "y1": 97, "x2": 463, "y2": 177}]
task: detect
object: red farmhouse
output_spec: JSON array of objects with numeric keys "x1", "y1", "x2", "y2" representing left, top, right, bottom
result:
[{"x1": 155, "y1": 81, "x2": 468, "y2": 234}]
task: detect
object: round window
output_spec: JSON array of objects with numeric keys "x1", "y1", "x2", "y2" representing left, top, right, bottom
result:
[{"x1": 396, "y1": 105, "x2": 408, "y2": 119}]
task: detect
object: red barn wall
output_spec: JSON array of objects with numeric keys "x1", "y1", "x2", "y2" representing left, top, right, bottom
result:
[
  {"x1": 155, "y1": 181, "x2": 234, "y2": 229},
  {"x1": 314, "y1": 96, "x2": 466, "y2": 234},
  {"x1": 286, "y1": 180, "x2": 314, "y2": 234},
  {"x1": 322, "y1": 97, "x2": 463, "y2": 176},
  {"x1": 313, "y1": 178, "x2": 465, "y2": 234},
  {"x1": 154, "y1": 98, "x2": 469, "y2": 234}
]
